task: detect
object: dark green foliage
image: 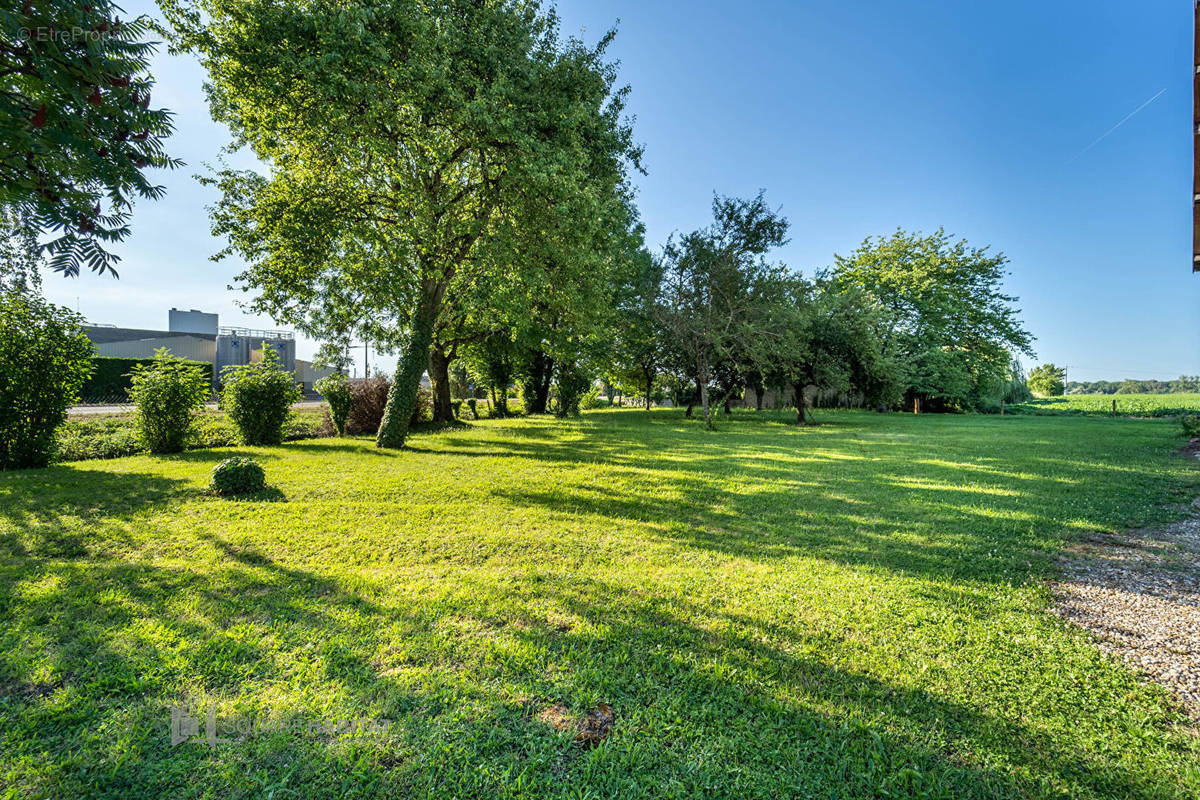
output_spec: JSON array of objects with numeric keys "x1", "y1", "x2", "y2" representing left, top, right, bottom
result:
[
  {"x1": 411, "y1": 386, "x2": 433, "y2": 426},
  {"x1": 554, "y1": 363, "x2": 592, "y2": 417},
  {"x1": 1, "y1": 1, "x2": 181, "y2": 276},
  {"x1": 209, "y1": 456, "x2": 265, "y2": 495},
  {"x1": 0, "y1": 292, "x2": 94, "y2": 469},
  {"x1": 314, "y1": 372, "x2": 352, "y2": 435},
  {"x1": 832, "y1": 228, "x2": 1033, "y2": 412},
  {"x1": 658, "y1": 193, "x2": 790, "y2": 428},
  {"x1": 1181, "y1": 414, "x2": 1200, "y2": 438},
  {"x1": 467, "y1": 398, "x2": 478, "y2": 419},
  {"x1": 1069, "y1": 377, "x2": 1200, "y2": 395},
  {"x1": 345, "y1": 376, "x2": 391, "y2": 436},
  {"x1": 219, "y1": 347, "x2": 302, "y2": 445},
  {"x1": 450, "y1": 399, "x2": 462, "y2": 419},
  {"x1": 81, "y1": 356, "x2": 212, "y2": 402},
  {"x1": 127, "y1": 349, "x2": 211, "y2": 453}
]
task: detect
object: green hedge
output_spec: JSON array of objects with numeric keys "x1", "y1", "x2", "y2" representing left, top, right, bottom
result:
[{"x1": 80, "y1": 357, "x2": 214, "y2": 403}]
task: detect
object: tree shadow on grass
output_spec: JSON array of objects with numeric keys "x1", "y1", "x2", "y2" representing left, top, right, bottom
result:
[
  {"x1": 0, "y1": 544, "x2": 1190, "y2": 798},
  {"x1": 0, "y1": 465, "x2": 193, "y2": 558}
]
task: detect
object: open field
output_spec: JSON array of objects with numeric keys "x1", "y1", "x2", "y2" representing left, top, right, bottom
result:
[
  {"x1": 1010, "y1": 393, "x2": 1200, "y2": 417},
  {"x1": 2, "y1": 409, "x2": 1199, "y2": 798}
]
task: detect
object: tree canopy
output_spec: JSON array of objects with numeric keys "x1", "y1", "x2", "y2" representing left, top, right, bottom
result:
[
  {"x1": 832, "y1": 228, "x2": 1034, "y2": 411},
  {"x1": 163, "y1": 0, "x2": 641, "y2": 446},
  {"x1": 2, "y1": 0, "x2": 180, "y2": 276},
  {"x1": 1028, "y1": 363, "x2": 1066, "y2": 397}
]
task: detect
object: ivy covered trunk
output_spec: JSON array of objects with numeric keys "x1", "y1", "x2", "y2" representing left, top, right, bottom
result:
[
  {"x1": 429, "y1": 344, "x2": 454, "y2": 423},
  {"x1": 522, "y1": 350, "x2": 554, "y2": 414},
  {"x1": 377, "y1": 287, "x2": 438, "y2": 448}
]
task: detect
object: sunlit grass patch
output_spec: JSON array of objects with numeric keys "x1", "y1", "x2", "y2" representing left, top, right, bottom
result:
[{"x1": 1, "y1": 409, "x2": 1198, "y2": 798}]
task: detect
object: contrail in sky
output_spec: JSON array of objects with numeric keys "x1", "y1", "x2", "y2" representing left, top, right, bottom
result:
[{"x1": 1066, "y1": 87, "x2": 1167, "y2": 164}]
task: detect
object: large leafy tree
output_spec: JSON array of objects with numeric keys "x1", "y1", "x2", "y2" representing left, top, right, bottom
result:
[
  {"x1": 609, "y1": 238, "x2": 662, "y2": 411},
  {"x1": 1, "y1": 1, "x2": 179, "y2": 276},
  {"x1": 772, "y1": 277, "x2": 896, "y2": 423},
  {"x1": 164, "y1": 0, "x2": 641, "y2": 447},
  {"x1": 657, "y1": 193, "x2": 789, "y2": 429},
  {"x1": 1027, "y1": 363, "x2": 1066, "y2": 397},
  {"x1": 832, "y1": 228, "x2": 1033, "y2": 411}
]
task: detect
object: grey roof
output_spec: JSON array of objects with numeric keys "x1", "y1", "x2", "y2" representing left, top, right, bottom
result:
[{"x1": 82, "y1": 325, "x2": 218, "y2": 344}]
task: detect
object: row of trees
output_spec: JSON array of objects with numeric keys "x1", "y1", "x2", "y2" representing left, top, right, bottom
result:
[
  {"x1": 156, "y1": 0, "x2": 1034, "y2": 438},
  {"x1": 5, "y1": 0, "x2": 1038, "y2": 451},
  {"x1": 602, "y1": 201, "x2": 1033, "y2": 426},
  {"x1": 1066, "y1": 377, "x2": 1200, "y2": 395}
]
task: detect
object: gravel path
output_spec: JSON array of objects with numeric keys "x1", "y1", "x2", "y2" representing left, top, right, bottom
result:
[{"x1": 1050, "y1": 513, "x2": 1200, "y2": 722}]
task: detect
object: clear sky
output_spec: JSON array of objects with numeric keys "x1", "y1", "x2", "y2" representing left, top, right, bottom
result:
[{"x1": 40, "y1": 0, "x2": 1199, "y2": 382}]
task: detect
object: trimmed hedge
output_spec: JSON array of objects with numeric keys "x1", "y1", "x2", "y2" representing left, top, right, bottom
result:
[{"x1": 80, "y1": 356, "x2": 213, "y2": 403}]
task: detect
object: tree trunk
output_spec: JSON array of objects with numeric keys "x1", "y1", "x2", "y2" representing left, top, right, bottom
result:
[
  {"x1": 794, "y1": 381, "x2": 807, "y2": 424},
  {"x1": 429, "y1": 343, "x2": 454, "y2": 423},
  {"x1": 644, "y1": 369, "x2": 653, "y2": 412},
  {"x1": 698, "y1": 357, "x2": 712, "y2": 429},
  {"x1": 377, "y1": 286, "x2": 438, "y2": 448}
]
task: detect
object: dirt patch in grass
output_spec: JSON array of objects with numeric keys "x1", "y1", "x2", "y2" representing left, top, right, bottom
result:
[
  {"x1": 536, "y1": 702, "x2": 615, "y2": 747},
  {"x1": 1050, "y1": 515, "x2": 1200, "y2": 722}
]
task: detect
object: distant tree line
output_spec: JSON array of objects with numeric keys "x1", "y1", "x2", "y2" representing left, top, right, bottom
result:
[{"x1": 1066, "y1": 377, "x2": 1200, "y2": 395}]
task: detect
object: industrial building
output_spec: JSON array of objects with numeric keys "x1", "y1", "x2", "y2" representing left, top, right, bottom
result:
[{"x1": 83, "y1": 309, "x2": 333, "y2": 392}]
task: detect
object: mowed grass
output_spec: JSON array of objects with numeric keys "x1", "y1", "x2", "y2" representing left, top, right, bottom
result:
[
  {"x1": 1011, "y1": 392, "x2": 1200, "y2": 417},
  {"x1": 2, "y1": 409, "x2": 1199, "y2": 799}
]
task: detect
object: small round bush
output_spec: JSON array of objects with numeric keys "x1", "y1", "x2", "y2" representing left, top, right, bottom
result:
[
  {"x1": 128, "y1": 349, "x2": 211, "y2": 454},
  {"x1": 210, "y1": 457, "x2": 266, "y2": 495},
  {"x1": 1182, "y1": 413, "x2": 1200, "y2": 438},
  {"x1": 220, "y1": 346, "x2": 302, "y2": 445},
  {"x1": 315, "y1": 372, "x2": 352, "y2": 435}
]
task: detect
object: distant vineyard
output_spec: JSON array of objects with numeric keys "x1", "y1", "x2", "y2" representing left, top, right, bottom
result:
[{"x1": 1009, "y1": 393, "x2": 1200, "y2": 417}]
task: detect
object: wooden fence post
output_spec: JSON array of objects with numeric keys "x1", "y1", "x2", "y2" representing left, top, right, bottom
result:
[{"x1": 1111, "y1": 398, "x2": 1117, "y2": 417}]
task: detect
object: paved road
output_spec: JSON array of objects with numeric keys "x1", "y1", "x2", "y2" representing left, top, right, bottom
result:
[{"x1": 69, "y1": 400, "x2": 328, "y2": 416}]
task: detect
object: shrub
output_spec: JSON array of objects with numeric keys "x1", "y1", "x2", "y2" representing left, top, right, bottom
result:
[
  {"x1": 54, "y1": 416, "x2": 143, "y2": 461},
  {"x1": 554, "y1": 365, "x2": 591, "y2": 417},
  {"x1": 467, "y1": 398, "x2": 478, "y2": 419},
  {"x1": 210, "y1": 456, "x2": 266, "y2": 495},
  {"x1": 579, "y1": 386, "x2": 602, "y2": 410},
  {"x1": 220, "y1": 347, "x2": 302, "y2": 445},
  {"x1": 127, "y1": 349, "x2": 211, "y2": 453},
  {"x1": 346, "y1": 375, "x2": 391, "y2": 435},
  {"x1": 315, "y1": 372, "x2": 352, "y2": 435},
  {"x1": 451, "y1": 399, "x2": 462, "y2": 419},
  {"x1": 1182, "y1": 414, "x2": 1200, "y2": 438},
  {"x1": 412, "y1": 386, "x2": 433, "y2": 425},
  {"x1": 0, "y1": 293, "x2": 94, "y2": 469}
]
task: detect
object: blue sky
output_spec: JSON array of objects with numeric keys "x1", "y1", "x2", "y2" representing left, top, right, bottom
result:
[{"x1": 41, "y1": 0, "x2": 1198, "y2": 382}]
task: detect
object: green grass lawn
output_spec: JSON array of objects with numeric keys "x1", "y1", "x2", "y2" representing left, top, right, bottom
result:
[
  {"x1": 2, "y1": 409, "x2": 1199, "y2": 799},
  {"x1": 1010, "y1": 392, "x2": 1200, "y2": 417}
]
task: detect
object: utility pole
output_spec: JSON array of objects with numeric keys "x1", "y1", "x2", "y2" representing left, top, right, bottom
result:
[
  {"x1": 363, "y1": 341, "x2": 369, "y2": 379},
  {"x1": 1193, "y1": 0, "x2": 1199, "y2": 270}
]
